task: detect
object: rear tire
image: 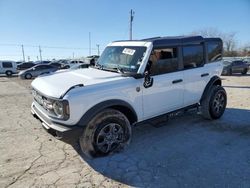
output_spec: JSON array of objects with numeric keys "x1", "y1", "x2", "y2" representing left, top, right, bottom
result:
[
  {"x1": 200, "y1": 85, "x2": 227, "y2": 120},
  {"x1": 241, "y1": 69, "x2": 248, "y2": 75},
  {"x1": 25, "y1": 73, "x2": 32, "y2": 79},
  {"x1": 5, "y1": 71, "x2": 13, "y2": 77},
  {"x1": 79, "y1": 109, "x2": 132, "y2": 158}
]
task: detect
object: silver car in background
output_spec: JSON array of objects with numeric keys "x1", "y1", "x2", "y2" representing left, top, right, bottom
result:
[{"x1": 18, "y1": 64, "x2": 58, "y2": 79}]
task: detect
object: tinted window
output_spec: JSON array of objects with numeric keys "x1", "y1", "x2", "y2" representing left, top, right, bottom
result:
[
  {"x1": 183, "y1": 45, "x2": 204, "y2": 69},
  {"x1": 233, "y1": 61, "x2": 244, "y2": 65},
  {"x1": 2, "y1": 62, "x2": 13, "y2": 68},
  {"x1": 149, "y1": 48, "x2": 178, "y2": 75},
  {"x1": 207, "y1": 42, "x2": 222, "y2": 62}
]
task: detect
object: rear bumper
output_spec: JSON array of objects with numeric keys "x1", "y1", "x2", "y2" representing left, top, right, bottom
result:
[{"x1": 31, "y1": 102, "x2": 82, "y2": 134}]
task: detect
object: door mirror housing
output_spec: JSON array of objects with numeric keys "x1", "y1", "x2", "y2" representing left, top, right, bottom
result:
[{"x1": 143, "y1": 70, "x2": 153, "y2": 88}]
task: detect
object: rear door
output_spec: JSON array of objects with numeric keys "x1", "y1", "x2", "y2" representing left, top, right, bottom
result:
[
  {"x1": 182, "y1": 44, "x2": 209, "y2": 106},
  {"x1": 142, "y1": 47, "x2": 184, "y2": 119}
]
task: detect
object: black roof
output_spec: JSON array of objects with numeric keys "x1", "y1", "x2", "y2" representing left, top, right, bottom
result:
[
  {"x1": 143, "y1": 36, "x2": 222, "y2": 47},
  {"x1": 115, "y1": 36, "x2": 222, "y2": 47}
]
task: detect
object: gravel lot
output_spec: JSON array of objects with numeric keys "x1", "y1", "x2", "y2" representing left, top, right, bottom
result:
[{"x1": 0, "y1": 74, "x2": 250, "y2": 188}]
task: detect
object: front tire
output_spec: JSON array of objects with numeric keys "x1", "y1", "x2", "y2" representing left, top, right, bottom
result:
[
  {"x1": 200, "y1": 85, "x2": 227, "y2": 120},
  {"x1": 79, "y1": 109, "x2": 132, "y2": 158}
]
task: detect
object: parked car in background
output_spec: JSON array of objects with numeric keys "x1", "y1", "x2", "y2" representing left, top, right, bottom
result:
[
  {"x1": 85, "y1": 55, "x2": 99, "y2": 66},
  {"x1": 15, "y1": 61, "x2": 24, "y2": 65},
  {"x1": 243, "y1": 57, "x2": 250, "y2": 66},
  {"x1": 57, "y1": 63, "x2": 89, "y2": 72},
  {"x1": 0, "y1": 61, "x2": 17, "y2": 76},
  {"x1": 222, "y1": 60, "x2": 249, "y2": 75},
  {"x1": 17, "y1": 62, "x2": 35, "y2": 70},
  {"x1": 49, "y1": 62, "x2": 64, "y2": 69},
  {"x1": 69, "y1": 60, "x2": 85, "y2": 64},
  {"x1": 35, "y1": 60, "x2": 51, "y2": 64},
  {"x1": 19, "y1": 64, "x2": 58, "y2": 79}
]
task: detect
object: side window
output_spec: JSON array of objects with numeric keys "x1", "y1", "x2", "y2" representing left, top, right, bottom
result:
[
  {"x1": 207, "y1": 42, "x2": 222, "y2": 63},
  {"x1": 2, "y1": 62, "x2": 13, "y2": 68},
  {"x1": 149, "y1": 47, "x2": 178, "y2": 75},
  {"x1": 183, "y1": 45, "x2": 204, "y2": 69}
]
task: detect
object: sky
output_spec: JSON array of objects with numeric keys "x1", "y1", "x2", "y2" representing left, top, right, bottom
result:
[{"x1": 0, "y1": 0, "x2": 249, "y2": 61}]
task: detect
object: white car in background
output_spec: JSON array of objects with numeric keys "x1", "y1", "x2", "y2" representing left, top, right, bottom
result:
[{"x1": 0, "y1": 61, "x2": 17, "y2": 76}]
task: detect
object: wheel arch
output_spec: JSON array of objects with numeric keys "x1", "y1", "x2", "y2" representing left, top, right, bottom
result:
[
  {"x1": 200, "y1": 76, "x2": 222, "y2": 102},
  {"x1": 77, "y1": 99, "x2": 138, "y2": 127}
]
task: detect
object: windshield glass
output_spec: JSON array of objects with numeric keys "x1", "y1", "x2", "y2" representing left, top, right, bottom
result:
[{"x1": 96, "y1": 46, "x2": 147, "y2": 73}]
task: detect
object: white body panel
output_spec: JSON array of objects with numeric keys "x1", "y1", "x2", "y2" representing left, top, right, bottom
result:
[
  {"x1": 142, "y1": 71, "x2": 184, "y2": 119},
  {"x1": 183, "y1": 61, "x2": 223, "y2": 106}
]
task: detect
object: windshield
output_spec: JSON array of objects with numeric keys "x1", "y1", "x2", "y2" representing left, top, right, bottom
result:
[{"x1": 96, "y1": 46, "x2": 147, "y2": 73}]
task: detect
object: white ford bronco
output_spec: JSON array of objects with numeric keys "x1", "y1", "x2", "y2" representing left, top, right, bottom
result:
[{"x1": 31, "y1": 36, "x2": 227, "y2": 157}]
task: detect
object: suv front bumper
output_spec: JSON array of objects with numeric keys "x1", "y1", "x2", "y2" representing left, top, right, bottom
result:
[{"x1": 31, "y1": 102, "x2": 82, "y2": 135}]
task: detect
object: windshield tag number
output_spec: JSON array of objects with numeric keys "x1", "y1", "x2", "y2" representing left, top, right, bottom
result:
[{"x1": 122, "y1": 48, "x2": 135, "y2": 56}]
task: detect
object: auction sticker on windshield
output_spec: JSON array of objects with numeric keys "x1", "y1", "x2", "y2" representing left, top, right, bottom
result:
[{"x1": 122, "y1": 48, "x2": 135, "y2": 56}]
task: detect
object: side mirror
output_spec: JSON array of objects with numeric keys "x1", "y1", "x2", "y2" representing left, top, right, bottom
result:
[{"x1": 143, "y1": 70, "x2": 153, "y2": 88}]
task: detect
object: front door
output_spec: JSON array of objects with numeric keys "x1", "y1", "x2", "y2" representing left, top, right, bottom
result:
[{"x1": 142, "y1": 47, "x2": 184, "y2": 119}]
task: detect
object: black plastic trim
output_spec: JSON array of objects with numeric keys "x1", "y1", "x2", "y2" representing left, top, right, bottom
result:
[
  {"x1": 77, "y1": 99, "x2": 138, "y2": 126},
  {"x1": 200, "y1": 76, "x2": 221, "y2": 102}
]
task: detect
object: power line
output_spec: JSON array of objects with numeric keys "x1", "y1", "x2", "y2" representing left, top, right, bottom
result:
[{"x1": 0, "y1": 43, "x2": 100, "y2": 50}]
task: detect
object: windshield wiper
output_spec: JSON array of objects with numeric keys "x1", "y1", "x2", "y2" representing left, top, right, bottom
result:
[
  {"x1": 94, "y1": 63, "x2": 103, "y2": 69},
  {"x1": 113, "y1": 66, "x2": 124, "y2": 74}
]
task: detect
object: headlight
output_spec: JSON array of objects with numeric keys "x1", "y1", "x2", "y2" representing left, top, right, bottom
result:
[
  {"x1": 32, "y1": 89, "x2": 69, "y2": 120},
  {"x1": 53, "y1": 101, "x2": 64, "y2": 117},
  {"x1": 52, "y1": 100, "x2": 69, "y2": 120}
]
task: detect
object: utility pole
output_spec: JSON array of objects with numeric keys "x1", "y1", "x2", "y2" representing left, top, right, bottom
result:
[
  {"x1": 21, "y1": 44, "x2": 25, "y2": 62},
  {"x1": 96, "y1": 44, "x2": 100, "y2": 56},
  {"x1": 72, "y1": 52, "x2": 75, "y2": 59},
  {"x1": 89, "y1": 32, "x2": 91, "y2": 56},
  {"x1": 39, "y1": 46, "x2": 42, "y2": 61},
  {"x1": 129, "y1": 9, "x2": 135, "y2": 40}
]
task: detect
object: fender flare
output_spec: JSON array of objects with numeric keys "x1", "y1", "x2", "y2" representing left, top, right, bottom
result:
[
  {"x1": 200, "y1": 76, "x2": 222, "y2": 102},
  {"x1": 77, "y1": 99, "x2": 138, "y2": 127}
]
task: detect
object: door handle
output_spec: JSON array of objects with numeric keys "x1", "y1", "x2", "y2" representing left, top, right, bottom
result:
[
  {"x1": 172, "y1": 79, "x2": 183, "y2": 84},
  {"x1": 201, "y1": 73, "x2": 209, "y2": 77}
]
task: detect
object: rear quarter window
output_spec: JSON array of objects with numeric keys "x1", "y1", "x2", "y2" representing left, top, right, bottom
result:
[{"x1": 207, "y1": 41, "x2": 222, "y2": 63}]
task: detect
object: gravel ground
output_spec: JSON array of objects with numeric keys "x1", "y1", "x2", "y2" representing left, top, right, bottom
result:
[{"x1": 0, "y1": 74, "x2": 250, "y2": 188}]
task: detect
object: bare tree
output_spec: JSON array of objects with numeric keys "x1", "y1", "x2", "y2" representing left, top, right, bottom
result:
[{"x1": 190, "y1": 27, "x2": 237, "y2": 56}]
